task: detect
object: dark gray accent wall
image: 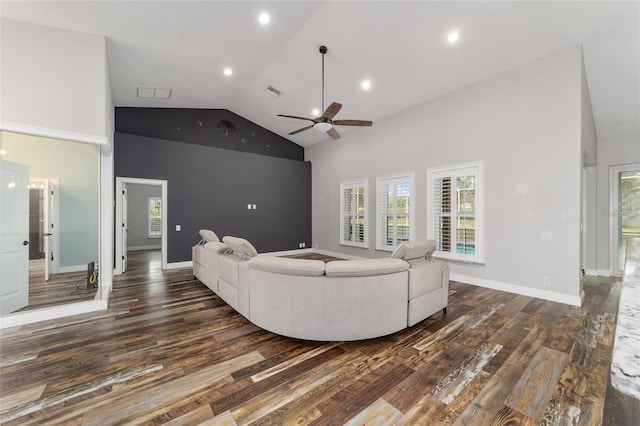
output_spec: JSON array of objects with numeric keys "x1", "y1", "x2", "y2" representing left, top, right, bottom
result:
[
  {"x1": 116, "y1": 107, "x2": 304, "y2": 161},
  {"x1": 115, "y1": 132, "x2": 311, "y2": 263}
]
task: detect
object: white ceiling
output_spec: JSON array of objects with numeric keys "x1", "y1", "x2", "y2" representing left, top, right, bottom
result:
[{"x1": 1, "y1": 1, "x2": 638, "y2": 147}]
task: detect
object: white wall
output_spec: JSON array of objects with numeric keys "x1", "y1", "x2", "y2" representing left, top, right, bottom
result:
[
  {"x1": 307, "y1": 46, "x2": 584, "y2": 305},
  {"x1": 0, "y1": 19, "x2": 109, "y2": 139},
  {"x1": 0, "y1": 19, "x2": 114, "y2": 325},
  {"x1": 595, "y1": 132, "x2": 640, "y2": 275}
]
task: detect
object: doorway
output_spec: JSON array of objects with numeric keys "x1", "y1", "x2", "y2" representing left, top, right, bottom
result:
[
  {"x1": 115, "y1": 177, "x2": 167, "y2": 275},
  {"x1": 610, "y1": 163, "x2": 640, "y2": 275}
]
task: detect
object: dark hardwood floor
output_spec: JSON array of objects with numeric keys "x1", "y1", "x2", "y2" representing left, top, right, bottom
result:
[
  {"x1": 18, "y1": 259, "x2": 97, "y2": 312},
  {"x1": 1, "y1": 250, "x2": 638, "y2": 425}
]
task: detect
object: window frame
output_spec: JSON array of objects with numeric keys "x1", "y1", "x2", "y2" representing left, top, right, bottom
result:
[
  {"x1": 427, "y1": 161, "x2": 484, "y2": 263},
  {"x1": 376, "y1": 172, "x2": 416, "y2": 251},
  {"x1": 148, "y1": 196, "x2": 162, "y2": 239},
  {"x1": 340, "y1": 179, "x2": 369, "y2": 248}
]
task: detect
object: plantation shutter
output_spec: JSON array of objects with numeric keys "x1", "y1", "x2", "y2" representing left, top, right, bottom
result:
[
  {"x1": 430, "y1": 163, "x2": 481, "y2": 262},
  {"x1": 376, "y1": 173, "x2": 414, "y2": 250},
  {"x1": 340, "y1": 180, "x2": 368, "y2": 247}
]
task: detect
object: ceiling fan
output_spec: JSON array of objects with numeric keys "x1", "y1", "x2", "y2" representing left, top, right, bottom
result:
[{"x1": 278, "y1": 45, "x2": 372, "y2": 140}]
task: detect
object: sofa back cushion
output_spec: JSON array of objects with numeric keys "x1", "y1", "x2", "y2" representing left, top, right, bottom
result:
[
  {"x1": 249, "y1": 256, "x2": 326, "y2": 276},
  {"x1": 325, "y1": 258, "x2": 409, "y2": 277},
  {"x1": 199, "y1": 229, "x2": 220, "y2": 243},
  {"x1": 391, "y1": 239, "x2": 436, "y2": 260},
  {"x1": 204, "y1": 241, "x2": 229, "y2": 254},
  {"x1": 222, "y1": 236, "x2": 258, "y2": 258}
]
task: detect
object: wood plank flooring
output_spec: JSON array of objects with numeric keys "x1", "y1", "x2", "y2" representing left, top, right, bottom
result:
[
  {"x1": 1, "y1": 250, "x2": 639, "y2": 425},
  {"x1": 18, "y1": 259, "x2": 97, "y2": 312}
]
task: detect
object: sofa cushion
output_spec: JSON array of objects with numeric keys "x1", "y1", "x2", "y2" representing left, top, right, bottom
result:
[
  {"x1": 199, "y1": 229, "x2": 220, "y2": 243},
  {"x1": 222, "y1": 236, "x2": 258, "y2": 258},
  {"x1": 325, "y1": 258, "x2": 409, "y2": 277},
  {"x1": 204, "y1": 241, "x2": 229, "y2": 254},
  {"x1": 249, "y1": 256, "x2": 326, "y2": 277},
  {"x1": 391, "y1": 239, "x2": 436, "y2": 260}
]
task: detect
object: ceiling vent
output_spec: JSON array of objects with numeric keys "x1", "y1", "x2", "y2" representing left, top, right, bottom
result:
[
  {"x1": 137, "y1": 87, "x2": 172, "y2": 99},
  {"x1": 264, "y1": 86, "x2": 282, "y2": 97}
]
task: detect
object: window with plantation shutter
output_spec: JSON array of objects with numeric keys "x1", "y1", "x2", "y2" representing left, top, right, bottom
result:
[
  {"x1": 148, "y1": 197, "x2": 162, "y2": 239},
  {"x1": 428, "y1": 162, "x2": 483, "y2": 263},
  {"x1": 376, "y1": 172, "x2": 415, "y2": 251},
  {"x1": 340, "y1": 179, "x2": 368, "y2": 247}
]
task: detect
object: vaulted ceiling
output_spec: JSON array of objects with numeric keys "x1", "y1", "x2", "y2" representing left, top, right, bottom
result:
[{"x1": 2, "y1": 1, "x2": 638, "y2": 147}]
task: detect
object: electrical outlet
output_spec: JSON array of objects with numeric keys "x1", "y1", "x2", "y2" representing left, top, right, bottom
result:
[
  {"x1": 253, "y1": 204, "x2": 257, "y2": 209},
  {"x1": 247, "y1": 204, "x2": 252, "y2": 209},
  {"x1": 543, "y1": 276, "x2": 551, "y2": 286},
  {"x1": 302, "y1": 242, "x2": 306, "y2": 248},
  {"x1": 175, "y1": 224, "x2": 181, "y2": 231}
]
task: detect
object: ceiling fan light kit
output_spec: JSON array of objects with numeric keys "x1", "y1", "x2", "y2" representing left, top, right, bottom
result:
[{"x1": 278, "y1": 45, "x2": 372, "y2": 140}]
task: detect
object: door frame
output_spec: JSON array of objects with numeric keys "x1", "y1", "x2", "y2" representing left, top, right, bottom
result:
[
  {"x1": 609, "y1": 162, "x2": 640, "y2": 276},
  {"x1": 29, "y1": 177, "x2": 60, "y2": 279},
  {"x1": 115, "y1": 177, "x2": 167, "y2": 275}
]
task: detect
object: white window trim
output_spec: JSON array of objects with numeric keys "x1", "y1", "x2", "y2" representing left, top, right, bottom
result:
[
  {"x1": 148, "y1": 196, "x2": 162, "y2": 239},
  {"x1": 340, "y1": 179, "x2": 369, "y2": 248},
  {"x1": 376, "y1": 172, "x2": 416, "y2": 251},
  {"x1": 427, "y1": 161, "x2": 484, "y2": 264}
]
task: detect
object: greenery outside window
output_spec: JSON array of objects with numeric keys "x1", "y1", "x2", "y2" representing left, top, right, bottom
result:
[
  {"x1": 148, "y1": 197, "x2": 162, "y2": 239},
  {"x1": 376, "y1": 172, "x2": 415, "y2": 251},
  {"x1": 340, "y1": 179, "x2": 368, "y2": 248}
]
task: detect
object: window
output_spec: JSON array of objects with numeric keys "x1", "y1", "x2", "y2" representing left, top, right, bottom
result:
[
  {"x1": 148, "y1": 197, "x2": 162, "y2": 238},
  {"x1": 340, "y1": 179, "x2": 368, "y2": 247},
  {"x1": 377, "y1": 172, "x2": 415, "y2": 251},
  {"x1": 428, "y1": 162, "x2": 483, "y2": 263}
]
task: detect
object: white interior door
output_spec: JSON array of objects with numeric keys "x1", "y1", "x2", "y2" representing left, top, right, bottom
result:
[
  {"x1": 122, "y1": 183, "x2": 128, "y2": 273},
  {"x1": 43, "y1": 181, "x2": 54, "y2": 281},
  {"x1": 0, "y1": 160, "x2": 30, "y2": 314}
]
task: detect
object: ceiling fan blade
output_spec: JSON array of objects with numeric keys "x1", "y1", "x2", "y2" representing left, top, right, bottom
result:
[
  {"x1": 278, "y1": 114, "x2": 315, "y2": 122},
  {"x1": 333, "y1": 119, "x2": 373, "y2": 127},
  {"x1": 323, "y1": 102, "x2": 342, "y2": 119},
  {"x1": 288, "y1": 124, "x2": 314, "y2": 135},
  {"x1": 327, "y1": 127, "x2": 340, "y2": 140}
]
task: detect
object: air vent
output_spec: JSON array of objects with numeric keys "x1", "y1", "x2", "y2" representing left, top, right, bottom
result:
[
  {"x1": 264, "y1": 86, "x2": 282, "y2": 97},
  {"x1": 137, "y1": 87, "x2": 173, "y2": 99}
]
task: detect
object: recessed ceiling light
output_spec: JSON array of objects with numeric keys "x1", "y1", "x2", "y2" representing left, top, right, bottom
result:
[
  {"x1": 223, "y1": 67, "x2": 233, "y2": 76},
  {"x1": 312, "y1": 108, "x2": 320, "y2": 116},
  {"x1": 447, "y1": 30, "x2": 460, "y2": 43},
  {"x1": 259, "y1": 13, "x2": 270, "y2": 25},
  {"x1": 361, "y1": 80, "x2": 371, "y2": 91}
]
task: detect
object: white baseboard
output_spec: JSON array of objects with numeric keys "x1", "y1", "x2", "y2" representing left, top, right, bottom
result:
[
  {"x1": 58, "y1": 264, "x2": 87, "y2": 274},
  {"x1": 449, "y1": 273, "x2": 582, "y2": 307},
  {"x1": 127, "y1": 245, "x2": 161, "y2": 252},
  {"x1": 0, "y1": 300, "x2": 108, "y2": 329},
  {"x1": 584, "y1": 269, "x2": 598, "y2": 277},
  {"x1": 166, "y1": 260, "x2": 192, "y2": 270}
]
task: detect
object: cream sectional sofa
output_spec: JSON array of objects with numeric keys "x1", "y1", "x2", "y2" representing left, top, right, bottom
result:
[{"x1": 192, "y1": 233, "x2": 449, "y2": 341}]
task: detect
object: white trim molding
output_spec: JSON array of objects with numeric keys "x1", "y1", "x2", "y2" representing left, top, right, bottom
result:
[
  {"x1": 166, "y1": 261, "x2": 192, "y2": 270},
  {"x1": 0, "y1": 300, "x2": 107, "y2": 329},
  {"x1": 450, "y1": 273, "x2": 582, "y2": 307},
  {"x1": 0, "y1": 121, "x2": 109, "y2": 146}
]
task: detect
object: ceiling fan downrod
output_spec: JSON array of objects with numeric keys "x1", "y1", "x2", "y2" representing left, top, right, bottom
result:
[{"x1": 320, "y1": 45, "x2": 327, "y2": 114}]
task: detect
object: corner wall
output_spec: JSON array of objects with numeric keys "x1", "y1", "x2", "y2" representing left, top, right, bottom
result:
[{"x1": 306, "y1": 46, "x2": 584, "y2": 304}]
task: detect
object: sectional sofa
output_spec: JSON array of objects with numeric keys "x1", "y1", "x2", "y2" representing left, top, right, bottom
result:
[{"x1": 192, "y1": 231, "x2": 449, "y2": 341}]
